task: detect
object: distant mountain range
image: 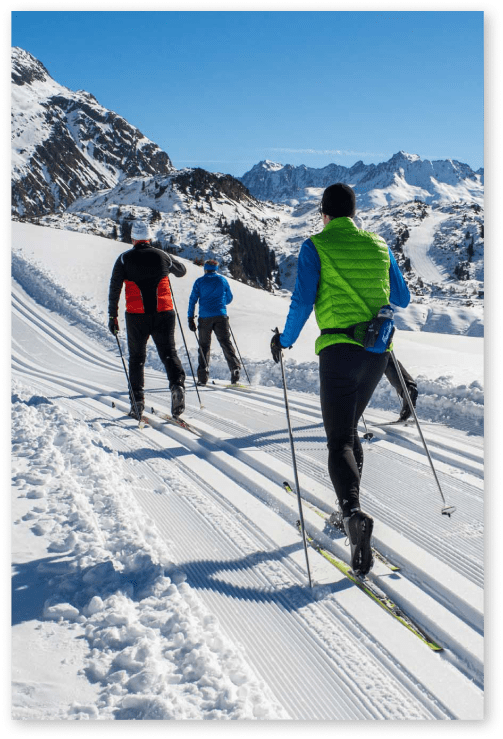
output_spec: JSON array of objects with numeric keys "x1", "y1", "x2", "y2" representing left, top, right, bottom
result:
[
  {"x1": 10, "y1": 46, "x2": 484, "y2": 310},
  {"x1": 239, "y1": 154, "x2": 484, "y2": 209}
]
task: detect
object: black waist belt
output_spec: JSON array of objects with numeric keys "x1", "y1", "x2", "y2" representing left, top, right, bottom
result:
[
  {"x1": 321, "y1": 317, "x2": 395, "y2": 350},
  {"x1": 320, "y1": 322, "x2": 367, "y2": 340}
]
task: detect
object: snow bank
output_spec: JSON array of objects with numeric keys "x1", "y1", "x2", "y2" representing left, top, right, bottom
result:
[{"x1": 11, "y1": 381, "x2": 286, "y2": 720}]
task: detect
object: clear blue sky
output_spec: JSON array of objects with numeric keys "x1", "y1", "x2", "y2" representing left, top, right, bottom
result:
[{"x1": 11, "y1": 10, "x2": 484, "y2": 176}]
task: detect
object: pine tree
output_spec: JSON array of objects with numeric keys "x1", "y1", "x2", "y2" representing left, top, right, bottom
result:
[{"x1": 121, "y1": 219, "x2": 133, "y2": 244}]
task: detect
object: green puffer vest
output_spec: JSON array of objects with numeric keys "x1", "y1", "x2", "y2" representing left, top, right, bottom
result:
[{"x1": 311, "y1": 218, "x2": 390, "y2": 355}]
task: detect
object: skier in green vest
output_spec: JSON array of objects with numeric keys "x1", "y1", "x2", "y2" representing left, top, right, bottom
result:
[{"x1": 270, "y1": 183, "x2": 410, "y2": 576}]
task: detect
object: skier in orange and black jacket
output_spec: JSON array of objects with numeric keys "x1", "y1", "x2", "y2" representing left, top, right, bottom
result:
[{"x1": 108, "y1": 220, "x2": 187, "y2": 419}]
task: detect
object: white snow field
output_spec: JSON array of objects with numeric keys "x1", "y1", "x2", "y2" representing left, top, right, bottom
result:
[
  {"x1": 402, "y1": 210, "x2": 453, "y2": 284},
  {"x1": 11, "y1": 222, "x2": 484, "y2": 721}
]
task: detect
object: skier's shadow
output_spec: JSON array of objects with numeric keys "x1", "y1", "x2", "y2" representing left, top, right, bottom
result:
[
  {"x1": 11, "y1": 554, "x2": 78, "y2": 625},
  {"x1": 179, "y1": 542, "x2": 353, "y2": 611},
  {"x1": 11, "y1": 548, "x2": 346, "y2": 627}
]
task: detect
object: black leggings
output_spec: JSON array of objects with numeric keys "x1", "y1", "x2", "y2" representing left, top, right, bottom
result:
[
  {"x1": 126, "y1": 311, "x2": 185, "y2": 401},
  {"x1": 319, "y1": 343, "x2": 389, "y2": 516},
  {"x1": 197, "y1": 315, "x2": 240, "y2": 382}
]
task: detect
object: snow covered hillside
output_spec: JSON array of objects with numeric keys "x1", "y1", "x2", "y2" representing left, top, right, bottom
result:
[
  {"x1": 12, "y1": 223, "x2": 483, "y2": 720},
  {"x1": 23, "y1": 192, "x2": 484, "y2": 332}
]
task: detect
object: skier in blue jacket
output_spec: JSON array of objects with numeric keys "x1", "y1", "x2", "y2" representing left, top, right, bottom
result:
[{"x1": 187, "y1": 260, "x2": 241, "y2": 385}]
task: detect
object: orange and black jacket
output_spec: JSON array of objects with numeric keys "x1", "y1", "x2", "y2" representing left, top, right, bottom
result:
[{"x1": 108, "y1": 243, "x2": 186, "y2": 317}]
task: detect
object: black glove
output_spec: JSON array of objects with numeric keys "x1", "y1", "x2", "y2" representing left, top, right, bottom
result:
[
  {"x1": 270, "y1": 332, "x2": 284, "y2": 363},
  {"x1": 108, "y1": 316, "x2": 119, "y2": 336},
  {"x1": 188, "y1": 317, "x2": 197, "y2": 332}
]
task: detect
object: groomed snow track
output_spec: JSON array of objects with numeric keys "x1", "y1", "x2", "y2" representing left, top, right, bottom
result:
[{"x1": 12, "y1": 281, "x2": 484, "y2": 720}]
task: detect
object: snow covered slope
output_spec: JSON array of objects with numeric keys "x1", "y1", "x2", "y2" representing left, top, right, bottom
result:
[{"x1": 12, "y1": 223, "x2": 483, "y2": 720}]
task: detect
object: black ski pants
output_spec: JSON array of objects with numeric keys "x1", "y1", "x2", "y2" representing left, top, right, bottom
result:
[
  {"x1": 319, "y1": 343, "x2": 389, "y2": 517},
  {"x1": 126, "y1": 311, "x2": 185, "y2": 403},
  {"x1": 384, "y1": 355, "x2": 417, "y2": 398},
  {"x1": 197, "y1": 315, "x2": 240, "y2": 383}
]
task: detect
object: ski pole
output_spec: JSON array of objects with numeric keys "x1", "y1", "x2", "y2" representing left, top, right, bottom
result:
[
  {"x1": 168, "y1": 276, "x2": 203, "y2": 409},
  {"x1": 390, "y1": 351, "x2": 456, "y2": 517},
  {"x1": 361, "y1": 415, "x2": 374, "y2": 441},
  {"x1": 274, "y1": 328, "x2": 313, "y2": 587},
  {"x1": 114, "y1": 333, "x2": 143, "y2": 425},
  {"x1": 228, "y1": 322, "x2": 251, "y2": 384}
]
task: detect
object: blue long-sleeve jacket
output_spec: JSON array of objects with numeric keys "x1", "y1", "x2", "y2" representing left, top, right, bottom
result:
[
  {"x1": 188, "y1": 272, "x2": 233, "y2": 319},
  {"x1": 280, "y1": 238, "x2": 410, "y2": 348}
]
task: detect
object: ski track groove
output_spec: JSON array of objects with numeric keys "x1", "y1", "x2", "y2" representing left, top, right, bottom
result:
[
  {"x1": 12, "y1": 350, "x2": 484, "y2": 588},
  {"x1": 128, "y1": 461, "x2": 443, "y2": 721},
  {"x1": 242, "y1": 437, "x2": 483, "y2": 588},
  {"x1": 13, "y1": 371, "x2": 432, "y2": 720},
  {"x1": 14, "y1": 361, "x2": 447, "y2": 720},
  {"x1": 11, "y1": 284, "x2": 482, "y2": 719}
]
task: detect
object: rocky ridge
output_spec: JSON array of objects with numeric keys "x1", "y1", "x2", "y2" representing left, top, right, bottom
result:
[{"x1": 11, "y1": 47, "x2": 174, "y2": 218}]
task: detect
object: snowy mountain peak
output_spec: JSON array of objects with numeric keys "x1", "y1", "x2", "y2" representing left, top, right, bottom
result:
[
  {"x1": 391, "y1": 150, "x2": 422, "y2": 163},
  {"x1": 11, "y1": 46, "x2": 52, "y2": 86},
  {"x1": 245, "y1": 160, "x2": 285, "y2": 175},
  {"x1": 261, "y1": 160, "x2": 285, "y2": 172},
  {"x1": 11, "y1": 46, "x2": 174, "y2": 218}
]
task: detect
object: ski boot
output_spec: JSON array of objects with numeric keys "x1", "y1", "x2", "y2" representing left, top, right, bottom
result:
[
  {"x1": 343, "y1": 508, "x2": 374, "y2": 577},
  {"x1": 128, "y1": 400, "x2": 144, "y2": 421},
  {"x1": 398, "y1": 385, "x2": 418, "y2": 422},
  {"x1": 230, "y1": 368, "x2": 240, "y2": 385},
  {"x1": 171, "y1": 385, "x2": 185, "y2": 418}
]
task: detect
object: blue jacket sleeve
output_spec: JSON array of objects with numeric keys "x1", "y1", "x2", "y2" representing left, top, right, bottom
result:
[
  {"x1": 388, "y1": 249, "x2": 410, "y2": 308},
  {"x1": 280, "y1": 239, "x2": 320, "y2": 347},
  {"x1": 188, "y1": 279, "x2": 200, "y2": 318},
  {"x1": 224, "y1": 278, "x2": 233, "y2": 306}
]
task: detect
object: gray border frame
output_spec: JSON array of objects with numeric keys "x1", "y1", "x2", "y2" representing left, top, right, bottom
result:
[{"x1": 1, "y1": 0, "x2": 501, "y2": 737}]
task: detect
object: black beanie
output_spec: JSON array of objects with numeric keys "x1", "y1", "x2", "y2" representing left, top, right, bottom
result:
[{"x1": 321, "y1": 183, "x2": 356, "y2": 218}]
